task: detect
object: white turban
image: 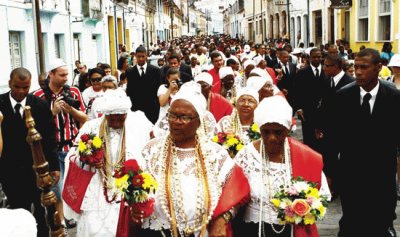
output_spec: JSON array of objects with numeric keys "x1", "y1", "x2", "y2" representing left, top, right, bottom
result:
[
  {"x1": 219, "y1": 66, "x2": 234, "y2": 79},
  {"x1": 253, "y1": 56, "x2": 266, "y2": 66},
  {"x1": 247, "y1": 75, "x2": 273, "y2": 92},
  {"x1": 101, "y1": 75, "x2": 118, "y2": 88},
  {"x1": 236, "y1": 87, "x2": 259, "y2": 104},
  {"x1": 243, "y1": 60, "x2": 256, "y2": 69},
  {"x1": 250, "y1": 68, "x2": 270, "y2": 79},
  {"x1": 171, "y1": 81, "x2": 207, "y2": 119},
  {"x1": 201, "y1": 64, "x2": 213, "y2": 72},
  {"x1": 95, "y1": 88, "x2": 132, "y2": 115},
  {"x1": 254, "y1": 95, "x2": 293, "y2": 129},
  {"x1": 194, "y1": 72, "x2": 213, "y2": 86}
]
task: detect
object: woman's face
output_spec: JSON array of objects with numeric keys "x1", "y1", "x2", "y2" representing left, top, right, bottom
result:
[
  {"x1": 236, "y1": 95, "x2": 257, "y2": 117},
  {"x1": 167, "y1": 73, "x2": 180, "y2": 83},
  {"x1": 168, "y1": 99, "x2": 200, "y2": 145},
  {"x1": 106, "y1": 113, "x2": 127, "y2": 129},
  {"x1": 391, "y1": 66, "x2": 400, "y2": 75},
  {"x1": 260, "y1": 123, "x2": 289, "y2": 155},
  {"x1": 346, "y1": 65, "x2": 355, "y2": 77},
  {"x1": 259, "y1": 82, "x2": 274, "y2": 100}
]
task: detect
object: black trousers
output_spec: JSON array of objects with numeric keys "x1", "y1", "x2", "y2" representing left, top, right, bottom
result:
[
  {"x1": 235, "y1": 221, "x2": 292, "y2": 237},
  {"x1": 136, "y1": 228, "x2": 195, "y2": 237}
]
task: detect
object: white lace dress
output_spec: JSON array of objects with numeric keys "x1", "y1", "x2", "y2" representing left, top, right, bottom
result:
[
  {"x1": 141, "y1": 137, "x2": 236, "y2": 236},
  {"x1": 234, "y1": 140, "x2": 331, "y2": 225},
  {"x1": 63, "y1": 111, "x2": 153, "y2": 237}
]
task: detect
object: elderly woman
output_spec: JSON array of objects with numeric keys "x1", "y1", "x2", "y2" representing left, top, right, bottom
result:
[
  {"x1": 139, "y1": 82, "x2": 250, "y2": 237},
  {"x1": 217, "y1": 88, "x2": 259, "y2": 145},
  {"x1": 87, "y1": 75, "x2": 119, "y2": 120},
  {"x1": 234, "y1": 96, "x2": 330, "y2": 237},
  {"x1": 63, "y1": 89, "x2": 153, "y2": 236},
  {"x1": 219, "y1": 66, "x2": 237, "y2": 104}
]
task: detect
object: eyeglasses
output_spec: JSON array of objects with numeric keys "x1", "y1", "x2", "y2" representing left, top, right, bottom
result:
[
  {"x1": 167, "y1": 112, "x2": 198, "y2": 123},
  {"x1": 237, "y1": 98, "x2": 257, "y2": 106},
  {"x1": 90, "y1": 77, "x2": 102, "y2": 82}
]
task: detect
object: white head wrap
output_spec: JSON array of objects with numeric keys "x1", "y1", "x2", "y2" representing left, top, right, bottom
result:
[
  {"x1": 243, "y1": 60, "x2": 256, "y2": 69},
  {"x1": 236, "y1": 87, "x2": 259, "y2": 104},
  {"x1": 201, "y1": 64, "x2": 213, "y2": 72},
  {"x1": 194, "y1": 72, "x2": 213, "y2": 86},
  {"x1": 254, "y1": 96, "x2": 293, "y2": 129},
  {"x1": 244, "y1": 44, "x2": 251, "y2": 53},
  {"x1": 95, "y1": 88, "x2": 132, "y2": 115},
  {"x1": 170, "y1": 81, "x2": 207, "y2": 119},
  {"x1": 253, "y1": 56, "x2": 266, "y2": 66},
  {"x1": 250, "y1": 68, "x2": 270, "y2": 79},
  {"x1": 247, "y1": 75, "x2": 273, "y2": 92},
  {"x1": 101, "y1": 75, "x2": 118, "y2": 88},
  {"x1": 48, "y1": 58, "x2": 68, "y2": 72},
  {"x1": 219, "y1": 66, "x2": 234, "y2": 79}
]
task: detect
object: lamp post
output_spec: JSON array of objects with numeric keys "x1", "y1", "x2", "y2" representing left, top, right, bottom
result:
[
  {"x1": 170, "y1": 0, "x2": 174, "y2": 39},
  {"x1": 142, "y1": 22, "x2": 145, "y2": 45}
]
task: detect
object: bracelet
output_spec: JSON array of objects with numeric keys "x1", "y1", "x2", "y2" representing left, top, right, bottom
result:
[{"x1": 222, "y1": 211, "x2": 233, "y2": 223}]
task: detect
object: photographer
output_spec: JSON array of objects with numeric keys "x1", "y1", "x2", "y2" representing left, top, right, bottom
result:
[
  {"x1": 157, "y1": 68, "x2": 182, "y2": 121},
  {"x1": 33, "y1": 59, "x2": 87, "y2": 229}
]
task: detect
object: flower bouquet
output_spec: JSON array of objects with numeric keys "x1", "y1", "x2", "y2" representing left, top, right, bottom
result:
[
  {"x1": 78, "y1": 133, "x2": 104, "y2": 166},
  {"x1": 247, "y1": 122, "x2": 261, "y2": 142},
  {"x1": 212, "y1": 131, "x2": 245, "y2": 158},
  {"x1": 271, "y1": 177, "x2": 328, "y2": 226},
  {"x1": 113, "y1": 159, "x2": 158, "y2": 219}
]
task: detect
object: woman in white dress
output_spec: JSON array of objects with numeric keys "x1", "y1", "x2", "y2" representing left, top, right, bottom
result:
[
  {"x1": 234, "y1": 96, "x2": 331, "y2": 237},
  {"x1": 63, "y1": 89, "x2": 153, "y2": 237},
  {"x1": 157, "y1": 68, "x2": 181, "y2": 121},
  {"x1": 217, "y1": 87, "x2": 259, "y2": 145},
  {"x1": 138, "y1": 82, "x2": 250, "y2": 237}
]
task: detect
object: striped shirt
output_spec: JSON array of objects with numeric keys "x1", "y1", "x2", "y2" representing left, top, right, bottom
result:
[{"x1": 33, "y1": 86, "x2": 86, "y2": 152}]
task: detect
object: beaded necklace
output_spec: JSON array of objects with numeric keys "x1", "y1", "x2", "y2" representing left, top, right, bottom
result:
[
  {"x1": 99, "y1": 118, "x2": 126, "y2": 203},
  {"x1": 258, "y1": 139, "x2": 292, "y2": 236}
]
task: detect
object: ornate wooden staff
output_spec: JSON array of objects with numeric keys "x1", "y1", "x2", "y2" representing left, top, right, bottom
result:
[{"x1": 24, "y1": 106, "x2": 66, "y2": 237}]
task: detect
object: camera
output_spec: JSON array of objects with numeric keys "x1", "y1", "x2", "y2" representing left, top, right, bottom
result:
[
  {"x1": 61, "y1": 92, "x2": 81, "y2": 110},
  {"x1": 167, "y1": 79, "x2": 183, "y2": 89}
]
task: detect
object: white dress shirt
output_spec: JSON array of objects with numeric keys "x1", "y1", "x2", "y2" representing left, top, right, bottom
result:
[
  {"x1": 360, "y1": 81, "x2": 380, "y2": 114},
  {"x1": 9, "y1": 94, "x2": 26, "y2": 117},
  {"x1": 310, "y1": 64, "x2": 322, "y2": 77},
  {"x1": 332, "y1": 70, "x2": 345, "y2": 87},
  {"x1": 136, "y1": 63, "x2": 148, "y2": 75}
]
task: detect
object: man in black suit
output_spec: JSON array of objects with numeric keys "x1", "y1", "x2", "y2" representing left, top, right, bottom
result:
[
  {"x1": 274, "y1": 49, "x2": 297, "y2": 105},
  {"x1": 160, "y1": 53, "x2": 193, "y2": 84},
  {"x1": 316, "y1": 54, "x2": 354, "y2": 194},
  {"x1": 126, "y1": 46, "x2": 161, "y2": 124},
  {"x1": 0, "y1": 67, "x2": 59, "y2": 236},
  {"x1": 332, "y1": 49, "x2": 400, "y2": 237},
  {"x1": 293, "y1": 48, "x2": 325, "y2": 151}
]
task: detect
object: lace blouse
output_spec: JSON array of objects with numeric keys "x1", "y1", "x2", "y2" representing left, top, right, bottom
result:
[{"x1": 234, "y1": 141, "x2": 331, "y2": 224}]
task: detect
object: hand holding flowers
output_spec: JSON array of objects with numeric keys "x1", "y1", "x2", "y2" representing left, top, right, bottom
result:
[
  {"x1": 212, "y1": 131, "x2": 245, "y2": 158},
  {"x1": 78, "y1": 133, "x2": 104, "y2": 167}
]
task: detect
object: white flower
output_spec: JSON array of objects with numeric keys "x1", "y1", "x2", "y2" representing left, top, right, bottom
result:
[
  {"x1": 294, "y1": 216, "x2": 302, "y2": 224},
  {"x1": 293, "y1": 181, "x2": 309, "y2": 193},
  {"x1": 311, "y1": 199, "x2": 322, "y2": 209},
  {"x1": 279, "y1": 198, "x2": 292, "y2": 209}
]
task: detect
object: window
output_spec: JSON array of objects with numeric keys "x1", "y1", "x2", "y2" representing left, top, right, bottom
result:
[
  {"x1": 378, "y1": 0, "x2": 391, "y2": 41},
  {"x1": 9, "y1": 31, "x2": 22, "y2": 70},
  {"x1": 54, "y1": 34, "x2": 65, "y2": 59},
  {"x1": 357, "y1": 0, "x2": 369, "y2": 41}
]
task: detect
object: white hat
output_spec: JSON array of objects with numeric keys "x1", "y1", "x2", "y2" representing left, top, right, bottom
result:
[
  {"x1": 236, "y1": 87, "x2": 259, "y2": 104},
  {"x1": 243, "y1": 60, "x2": 256, "y2": 69},
  {"x1": 305, "y1": 47, "x2": 318, "y2": 56},
  {"x1": 48, "y1": 58, "x2": 68, "y2": 72},
  {"x1": 388, "y1": 54, "x2": 400, "y2": 67},
  {"x1": 171, "y1": 81, "x2": 207, "y2": 119},
  {"x1": 201, "y1": 64, "x2": 213, "y2": 72},
  {"x1": 253, "y1": 56, "x2": 266, "y2": 66},
  {"x1": 250, "y1": 68, "x2": 270, "y2": 79},
  {"x1": 95, "y1": 88, "x2": 132, "y2": 115},
  {"x1": 219, "y1": 66, "x2": 234, "y2": 79},
  {"x1": 244, "y1": 45, "x2": 251, "y2": 53},
  {"x1": 101, "y1": 75, "x2": 118, "y2": 88},
  {"x1": 254, "y1": 96, "x2": 293, "y2": 129},
  {"x1": 292, "y1": 48, "x2": 304, "y2": 55},
  {"x1": 247, "y1": 76, "x2": 273, "y2": 92},
  {"x1": 194, "y1": 72, "x2": 213, "y2": 86}
]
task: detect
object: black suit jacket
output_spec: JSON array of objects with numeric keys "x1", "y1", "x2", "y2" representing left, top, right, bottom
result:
[
  {"x1": 332, "y1": 81, "x2": 400, "y2": 231},
  {"x1": 160, "y1": 64, "x2": 193, "y2": 84},
  {"x1": 0, "y1": 93, "x2": 58, "y2": 190},
  {"x1": 274, "y1": 62, "x2": 297, "y2": 106},
  {"x1": 126, "y1": 64, "x2": 161, "y2": 124},
  {"x1": 293, "y1": 65, "x2": 325, "y2": 121}
]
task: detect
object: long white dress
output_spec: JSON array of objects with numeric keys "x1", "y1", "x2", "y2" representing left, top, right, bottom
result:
[
  {"x1": 63, "y1": 111, "x2": 153, "y2": 237},
  {"x1": 140, "y1": 136, "x2": 235, "y2": 236}
]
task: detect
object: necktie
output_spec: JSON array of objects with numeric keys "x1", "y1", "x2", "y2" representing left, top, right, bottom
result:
[
  {"x1": 361, "y1": 93, "x2": 372, "y2": 116},
  {"x1": 140, "y1": 67, "x2": 144, "y2": 77},
  {"x1": 330, "y1": 77, "x2": 335, "y2": 89},
  {"x1": 315, "y1": 68, "x2": 319, "y2": 78},
  {"x1": 14, "y1": 103, "x2": 22, "y2": 120},
  {"x1": 285, "y1": 65, "x2": 289, "y2": 75}
]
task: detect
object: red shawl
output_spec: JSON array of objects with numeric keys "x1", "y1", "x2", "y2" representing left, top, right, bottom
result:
[{"x1": 209, "y1": 92, "x2": 234, "y2": 122}]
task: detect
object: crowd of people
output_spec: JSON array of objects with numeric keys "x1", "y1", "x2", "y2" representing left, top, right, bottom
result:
[{"x1": 0, "y1": 34, "x2": 399, "y2": 237}]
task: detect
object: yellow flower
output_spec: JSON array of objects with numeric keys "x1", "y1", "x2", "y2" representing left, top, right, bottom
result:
[
  {"x1": 227, "y1": 137, "x2": 239, "y2": 146},
  {"x1": 318, "y1": 205, "x2": 326, "y2": 217},
  {"x1": 307, "y1": 187, "x2": 320, "y2": 199},
  {"x1": 133, "y1": 190, "x2": 149, "y2": 203},
  {"x1": 236, "y1": 143, "x2": 244, "y2": 151},
  {"x1": 284, "y1": 215, "x2": 295, "y2": 223},
  {"x1": 115, "y1": 174, "x2": 129, "y2": 193},
  {"x1": 271, "y1": 198, "x2": 281, "y2": 207},
  {"x1": 141, "y1": 173, "x2": 158, "y2": 192},
  {"x1": 92, "y1": 136, "x2": 102, "y2": 149},
  {"x1": 251, "y1": 123, "x2": 260, "y2": 132},
  {"x1": 212, "y1": 135, "x2": 218, "y2": 143},
  {"x1": 303, "y1": 213, "x2": 316, "y2": 225},
  {"x1": 78, "y1": 141, "x2": 86, "y2": 153}
]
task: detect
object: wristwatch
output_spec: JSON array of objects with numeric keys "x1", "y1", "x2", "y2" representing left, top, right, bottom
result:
[{"x1": 222, "y1": 211, "x2": 233, "y2": 223}]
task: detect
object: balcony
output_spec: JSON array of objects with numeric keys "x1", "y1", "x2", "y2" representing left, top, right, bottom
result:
[{"x1": 82, "y1": 0, "x2": 103, "y2": 21}]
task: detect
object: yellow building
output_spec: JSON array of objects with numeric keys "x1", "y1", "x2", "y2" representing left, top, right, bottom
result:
[{"x1": 337, "y1": 0, "x2": 398, "y2": 53}]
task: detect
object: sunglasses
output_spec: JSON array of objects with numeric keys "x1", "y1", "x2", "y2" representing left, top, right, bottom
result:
[{"x1": 90, "y1": 77, "x2": 102, "y2": 82}]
